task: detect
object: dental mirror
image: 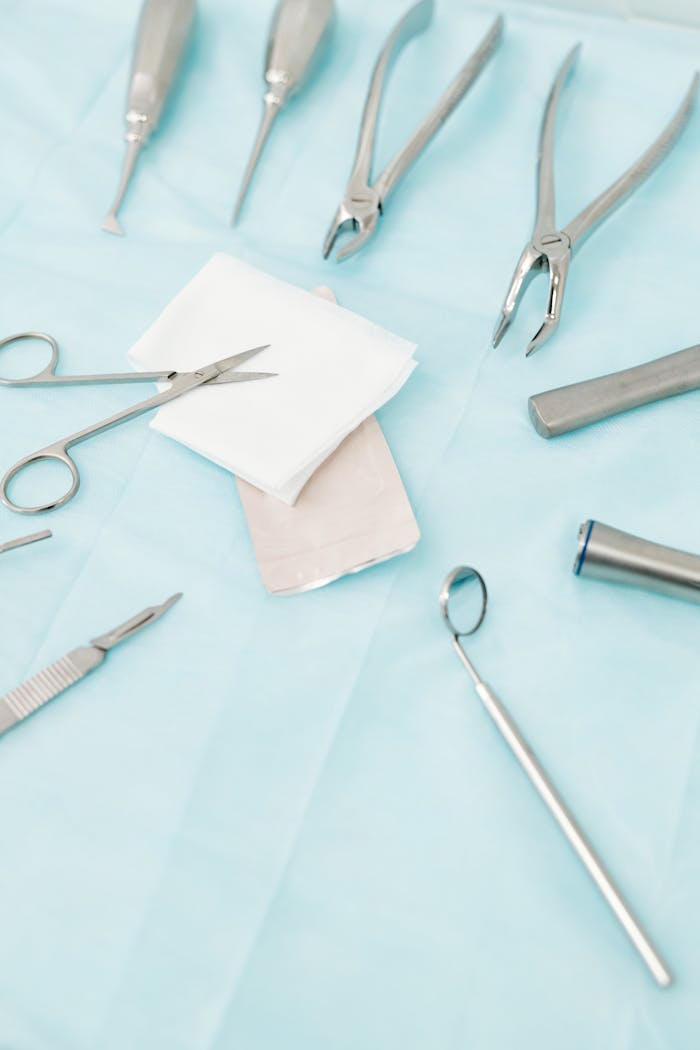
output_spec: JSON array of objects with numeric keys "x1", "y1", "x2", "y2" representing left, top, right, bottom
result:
[{"x1": 438, "y1": 564, "x2": 671, "y2": 987}]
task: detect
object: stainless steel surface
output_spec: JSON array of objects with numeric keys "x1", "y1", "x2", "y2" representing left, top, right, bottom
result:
[
  {"x1": 0, "y1": 594, "x2": 182, "y2": 738},
  {"x1": 529, "y1": 342, "x2": 700, "y2": 437},
  {"x1": 0, "y1": 529, "x2": 52, "y2": 555},
  {"x1": 440, "y1": 565, "x2": 672, "y2": 987},
  {"x1": 323, "y1": 2, "x2": 503, "y2": 261},
  {"x1": 0, "y1": 339, "x2": 273, "y2": 514},
  {"x1": 233, "y1": 0, "x2": 335, "y2": 223},
  {"x1": 102, "y1": 0, "x2": 196, "y2": 235},
  {"x1": 493, "y1": 48, "x2": 697, "y2": 356},
  {"x1": 91, "y1": 592, "x2": 183, "y2": 649},
  {"x1": 575, "y1": 520, "x2": 700, "y2": 603}
]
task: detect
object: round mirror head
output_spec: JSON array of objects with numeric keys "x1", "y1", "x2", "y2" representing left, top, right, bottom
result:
[{"x1": 439, "y1": 566, "x2": 488, "y2": 638}]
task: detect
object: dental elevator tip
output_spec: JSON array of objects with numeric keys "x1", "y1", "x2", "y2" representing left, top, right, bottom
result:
[
  {"x1": 101, "y1": 212, "x2": 124, "y2": 236},
  {"x1": 101, "y1": 137, "x2": 144, "y2": 237}
]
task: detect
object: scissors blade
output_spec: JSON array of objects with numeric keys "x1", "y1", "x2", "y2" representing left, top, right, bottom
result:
[
  {"x1": 207, "y1": 370, "x2": 277, "y2": 385},
  {"x1": 207, "y1": 345, "x2": 272, "y2": 374}
]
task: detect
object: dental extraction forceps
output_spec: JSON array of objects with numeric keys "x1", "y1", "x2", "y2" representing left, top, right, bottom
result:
[
  {"x1": 493, "y1": 47, "x2": 697, "y2": 356},
  {"x1": 440, "y1": 566, "x2": 672, "y2": 987},
  {"x1": 323, "y1": 1, "x2": 503, "y2": 262},
  {"x1": 0, "y1": 333, "x2": 274, "y2": 515}
]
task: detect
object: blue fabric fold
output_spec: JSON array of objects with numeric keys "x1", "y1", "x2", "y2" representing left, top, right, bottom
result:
[{"x1": 0, "y1": 1, "x2": 699, "y2": 1048}]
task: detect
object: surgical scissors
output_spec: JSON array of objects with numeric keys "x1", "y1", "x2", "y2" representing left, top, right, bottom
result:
[
  {"x1": 441, "y1": 566, "x2": 672, "y2": 987},
  {"x1": 493, "y1": 47, "x2": 697, "y2": 356},
  {"x1": 323, "y1": 1, "x2": 503, "y2": 262},
  {"x1": 0, "y1": 332, "x2": 274, "y2": 515}
]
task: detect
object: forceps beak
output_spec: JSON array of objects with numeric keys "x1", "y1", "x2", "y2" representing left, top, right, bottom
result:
[
  {"x1": 493, "y1": 237, "x2": 571, "y2": 356},
  {"x1": 525, "y1": 241, "x2": 571, "y2": 356},
  {"x1": 492, "y1": 242, "x2": 544, "y2": 349},
  {"x1": 322, "y1": 205, "x2": 379, "y2": 262}
]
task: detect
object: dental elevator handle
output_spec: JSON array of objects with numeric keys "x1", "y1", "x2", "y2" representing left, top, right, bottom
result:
[
  {"x1": 127, "y1": 0, "x2": 195, "y2": 137},
  {"x1": 265, "y1": 0, "x2": 335, "y2": 101},
  {"x1": 528, "y1": 342, "x2": 700, "y2": 438},
  {"x1": 473, "y1": 679, "x2": 672, "y2": 987}
]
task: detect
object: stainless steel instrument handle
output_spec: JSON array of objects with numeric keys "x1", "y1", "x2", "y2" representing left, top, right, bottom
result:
[
  {"x1": 265, "y1": 0, "x2": 335, "y2": 101},
  {"x1": 127, "y1": 0, "x2": 196, "y2": 135},
  {"x1": 348, "y1": 0, "x2": 433, "y2": 191},
  {"x1": 1, "y1": 444, "x2": 81, "y2": 515},
  {"x1": 534, "y1": 44, "x2": 580, "y2": 239},
  {"x1": 375, "y1": 14, "x2": 503, "y2": 205},
  {"x1": 475, "y1": 679, "x2": 672, "y2": 987},
  {"x1": 0, "y1": 370, "x2": 210, "y2": 515},
  {"x1": 528, "y1": 343, "x2": 700, "y2": 438},
  {"x1": 563, "y1": 73, "x2": 698, "y2": 249},
  {"x1": 0, "y1": 330, "x2": 172, "y2": 388}
]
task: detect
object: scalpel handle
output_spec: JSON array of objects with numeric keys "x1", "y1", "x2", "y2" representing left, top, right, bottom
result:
[
  {"x1": 528, "y1": 343, "x2": 700, "y2": 438},
  {"x1": 0, "y1": 647, "x2": 104, "y2": 737}
]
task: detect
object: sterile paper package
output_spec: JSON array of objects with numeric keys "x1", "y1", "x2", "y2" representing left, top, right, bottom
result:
[{"x1": 237, "y1": 286, "x2": 420, "y2": 594}]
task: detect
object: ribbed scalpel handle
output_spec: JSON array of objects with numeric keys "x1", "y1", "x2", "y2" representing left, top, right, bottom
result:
[{"x1": 0, "y1": 647, "x2": 104, "y2": 736}]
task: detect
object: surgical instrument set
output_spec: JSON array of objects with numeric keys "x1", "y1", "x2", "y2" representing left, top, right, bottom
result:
[
  {"x1": 233, "y1": 0, "x2": 335, "y2": 224},
  {"x1": 0, "y1": 333, "x2": 274, "y2": 514},
  {"x1": 0, "y1": 593, "x2": 181, "y2": 739},
  {"x1": 102, "y1": 0, "x2": 195, "y2": 236},
  {"x1": 529, "y1": 341, "x2": 700, "y2": 437},
  {"x1": 0, "y1": 529, "x2": 52, "y2": 555},
  {"x1": 440, "y1": 566, "x2": 672, "y2": 986},
  {"x1": 576, "y1": 520, "x2": 700, "y2": 604},
  {"x1": 493, "y1": 47, "x2": 697, "y2": 356},
  {"x1": 323, "y1": 2, "x2": 503, "y2": 262}
]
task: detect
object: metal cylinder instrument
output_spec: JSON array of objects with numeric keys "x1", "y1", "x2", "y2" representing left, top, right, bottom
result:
[{"x1": 575, "y1": 521, "x2": 700, "y2": 604}]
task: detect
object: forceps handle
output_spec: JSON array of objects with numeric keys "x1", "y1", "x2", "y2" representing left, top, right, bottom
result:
[
  {"x1": 348, "y1": 0, "x2": 433, "y2": 190},
  {"x1": 374, "y1": 14, "x2": 504, "y2": 205},
  {"x1": 529, "y1": 343, "x2": 700, "y2": 437},
  {"x1": 475, "y1": 680, "x2": 672, "y2": 987},
  {"x1": 563, "y1": 73, "x2": 698, "y2": 249},
  {"x1": 534, "y1": 44, "x2": 580, "y2": 238}
]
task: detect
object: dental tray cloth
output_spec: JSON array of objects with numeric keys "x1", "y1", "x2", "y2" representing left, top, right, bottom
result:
[{"x1": 0, "y1": 1, "x2": 699, "y2": 1049}]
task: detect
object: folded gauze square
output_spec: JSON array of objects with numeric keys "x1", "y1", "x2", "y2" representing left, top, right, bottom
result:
[{"x1": 128, "y1": 254, "x2": 417, "y2": 505}]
